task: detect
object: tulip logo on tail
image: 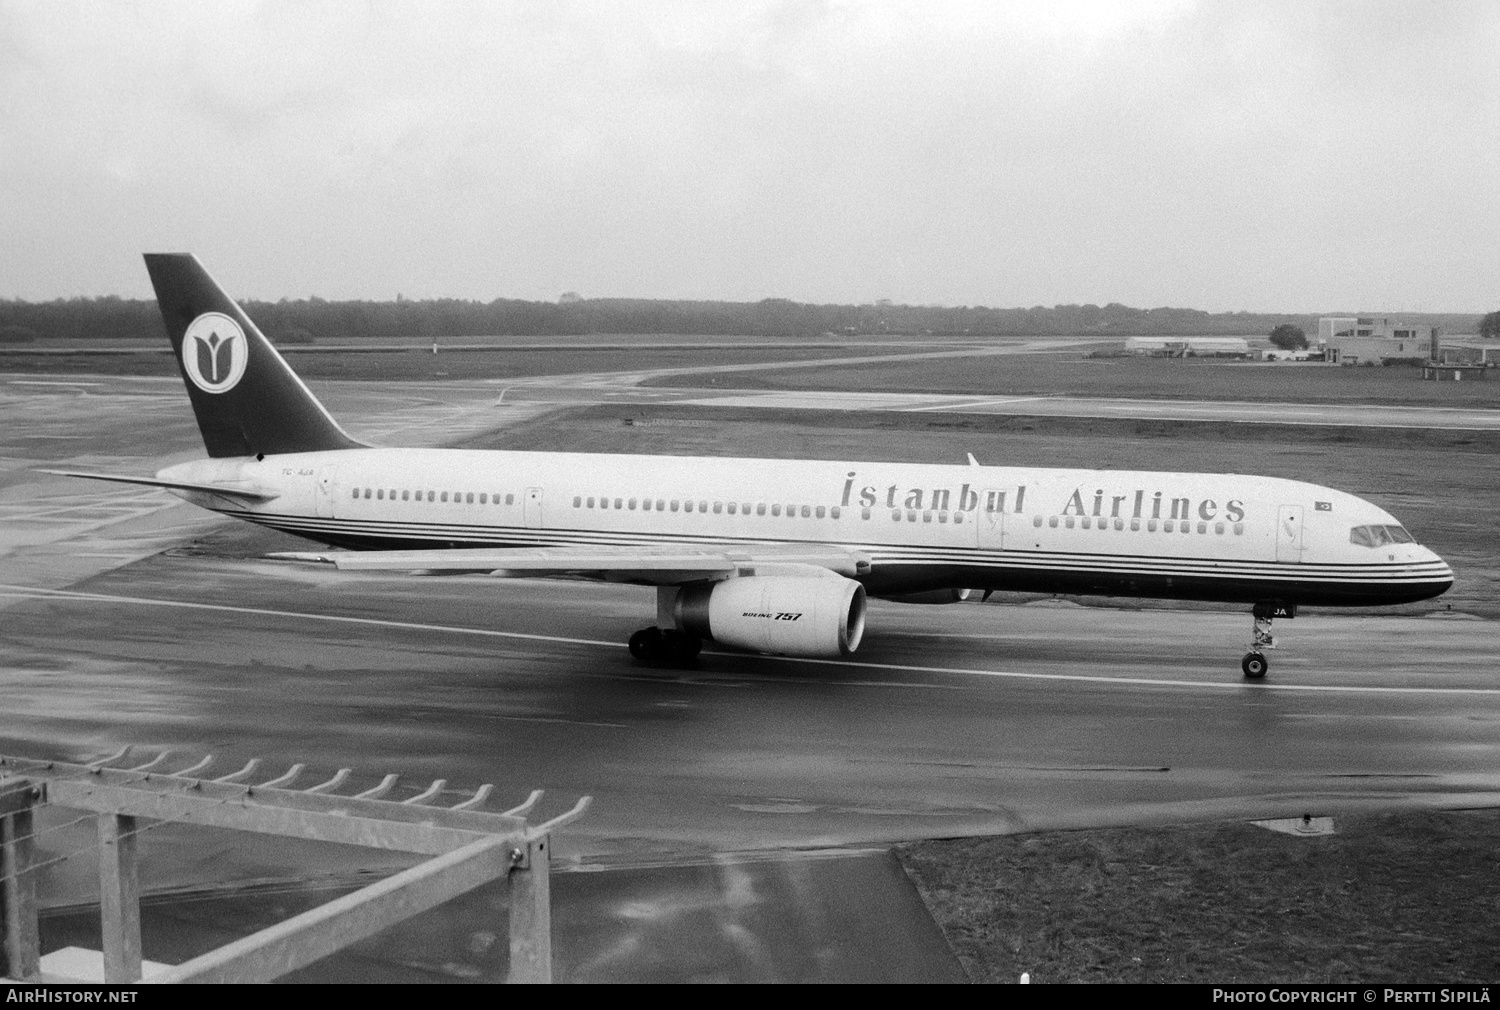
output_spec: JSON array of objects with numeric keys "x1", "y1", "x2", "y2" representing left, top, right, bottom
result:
[{"x1": 182, "y1": 312, "x2": 248, "y2": 393}]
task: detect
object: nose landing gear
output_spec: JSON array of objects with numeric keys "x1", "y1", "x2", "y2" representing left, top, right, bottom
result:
[{"x1": 1242, "y1": 603, "x2": 1294, "y2": 679}]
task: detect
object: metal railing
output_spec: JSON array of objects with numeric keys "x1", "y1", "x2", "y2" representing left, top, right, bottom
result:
[{"x1": 0, "y1": 749, "x2": 588, "y2": 983}]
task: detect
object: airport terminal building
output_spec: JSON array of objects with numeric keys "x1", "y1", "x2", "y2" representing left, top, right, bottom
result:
[{"x1": 1318, "y1": 316, "x2": 1437, "y2": 365}]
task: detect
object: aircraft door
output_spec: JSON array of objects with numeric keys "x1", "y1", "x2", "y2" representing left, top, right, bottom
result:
[
  {"x1": 316, "y1": 467, "x2": 337, "y2": 519},
  {"x1": 1276, "y1": 505, "x2": 1304, "y2": 562},
  {"x1": 978, "y1": 488, "x2": 1007, "y2": 550},
  {"x1": 524, "y1": 487, "x2": 543, "y2": 529}
]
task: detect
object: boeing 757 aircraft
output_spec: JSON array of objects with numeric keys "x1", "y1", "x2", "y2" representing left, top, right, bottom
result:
[{"x1": 47, "y1": 255, "x2": 1453, "y2": 678}]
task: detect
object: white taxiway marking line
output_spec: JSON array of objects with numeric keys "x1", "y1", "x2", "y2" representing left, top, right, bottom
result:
[
  {"x1": 0, "y1": 585, "x2": 621, "y2": 649},
  {"x1": 904, "y1": 396, "x2": 1050, "y2": 412},
  {"x1": 4, "y1": 584, "x2": 1499, "y2": 697}
]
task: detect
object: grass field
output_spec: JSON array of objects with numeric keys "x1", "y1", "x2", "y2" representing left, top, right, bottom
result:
[
  {"x1": 651, "y1": 352, "x2": 1500, "y2": 409},
  {"x1": 898, "y1": 809, "x2": 1500, "y2": 984}
]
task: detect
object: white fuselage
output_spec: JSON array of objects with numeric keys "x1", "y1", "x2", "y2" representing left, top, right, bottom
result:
[{"x1": 159, "y1": 448, "x2": 1453, "y2": 607}]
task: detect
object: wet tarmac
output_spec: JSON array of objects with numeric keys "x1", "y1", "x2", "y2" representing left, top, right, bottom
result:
[{"x1": 3, "y1": 368, "x2": 1498, "y2": 980}]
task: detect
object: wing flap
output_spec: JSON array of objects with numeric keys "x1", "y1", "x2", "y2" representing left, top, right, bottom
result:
[{"x1": 268, "y1": 543, "x2": 871, "y2": 584}]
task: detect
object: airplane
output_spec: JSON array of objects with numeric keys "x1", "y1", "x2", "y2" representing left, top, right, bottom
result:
[{"x1": 44, "y1": 254, "x2": 1453, "y2": 679}]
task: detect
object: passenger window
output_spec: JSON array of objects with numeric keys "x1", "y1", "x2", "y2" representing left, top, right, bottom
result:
[
  {"x1": 891, "y1": 509, "x2": 901, "y2": 521},
  {"x1": 906, "y1": 510, "x2": 917, "y2": 522},
  {"x1": 586, "y1": 497, "x2": 595, "y2": 508},
  {"x1": 1163, "y1": 519, "x2": 1173, "y2": 532},
  {"x1": 428, "y1": 491, "x2": 435, "y2": 502},
  {"x1": 699, "y1": 501, "x2": 708, "y2": 513},
  {"x1": 830, "y1": 506, "x2": 840, "y2": 519},
  {"x1": 1234, "y1": 523, "x2": 1244, "y2": 535},
  {"x1": 800, "y1": 505, "x2": 810, "y2": 518},
  {"x1": 615, "y1": 498, "x2": 624, "y2": 509},
  {"x1": 1048, "y1": 516, "x2": 1058, "y2": 528},
  {"x1": 1215, "y1": 522, "x2": 1224, "y2": 534},
  {"x1": 670, "y1": 500, "x2": 680, "y2": 512},
  {"x1": 922, "y1": 511, "x2": 932, "y2": 523},
  {"x1": 1081, "y1": 517, "x2": 1091, "y2": 529},
  {"x1": 573, "y1": 496, "x2": 581, "y2": 507},
  {"x1": 1196, "y1": 521, "x2": 1206, "y2": 534},
  {"x1": 1065, "y1": 517, "x2": 1075, "y2": 528},
  {"x1": 657, "y1": 500, "x2": 665, "y2": 511},
  {"x1": 772, "y1": 504, "x2": 782, "y2": 516},
  {"x1": 713, "y1": 502, "x2": 723, "y2": 514},
  {"x1": 786, "y1": 504, "x2": 796, "y2": 517},
  {"x1": 816, "y1": 506, "x2": 825, "y2": 519},
  {"x1": 377, "y1": 489, "x2": 384, "y2": 500},
  {"x1": 1148, "y1": 519, "x2": 1158, "y2": 531},
  {"x1": 1033, "y1": 516, "x2": 1043, "y2": 528},
  {"x1": 741, "y1": 502, "x2": 751, "y2": 514},
  {"x1": 440, "y1": 492, "x2": 448, "y2": 502},
  {"x1": 506, "y1": 494, "x2": 515, "y2": 505},
  {"x1": 466, "y1": 493, "x2": 474, "y2": 504},
  {"x1": 351, "y1": 489, "x2": 359, "y2": 499},
  {"x1": 629, "y1": 498, "x2": 637, "y2": 510},
  {"x1": 939, "y1": 512, "x2": 949, "y2": 523},
  {"x1": 1130, "y1": 519, "x2": 1140, "y2": 531},
  {"x1": 756, "y1": 504, "x2": 766, "y2": 516},
  {"x1": 953, "y1": 512, "x2": 963, "y2": 524}
]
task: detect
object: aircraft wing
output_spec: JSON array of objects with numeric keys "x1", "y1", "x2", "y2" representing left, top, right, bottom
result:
[
  {"x1": 37, "y1": 469, "x2": 280, "y2": 502},
  {"x1": 269, "y1": 543, "x2": 872, "y2": 583}
]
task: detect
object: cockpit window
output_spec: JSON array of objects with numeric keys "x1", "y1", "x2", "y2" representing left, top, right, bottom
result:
[{"x1": 1350, "y1": 524, "x2": 1414, "y2": 547}]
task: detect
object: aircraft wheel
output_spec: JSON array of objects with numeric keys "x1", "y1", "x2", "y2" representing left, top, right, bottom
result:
[
  {"x1": 629, "y1": 627, "x2": 663, "y2": 661},
  {"x1": 664, "y1": 631, "x2": 702, "y2": 661},
  {"x1": 1241, "y1": 652, "x2": 1268, "y2": 679}
]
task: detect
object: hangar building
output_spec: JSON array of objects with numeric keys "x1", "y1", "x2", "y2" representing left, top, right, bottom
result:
[{"x1": 1124, "y1": 336, "x2": 1251, "y2": 357}]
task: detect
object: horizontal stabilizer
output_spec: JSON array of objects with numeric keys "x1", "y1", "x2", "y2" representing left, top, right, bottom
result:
[
  {"x1": 267, "y1": 544, "x2": 871, "y2": 584},
  {"x1": 38, "y1": 469, "x2": 280, "y2": 502}
]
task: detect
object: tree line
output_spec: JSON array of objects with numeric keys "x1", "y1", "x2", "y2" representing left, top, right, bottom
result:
[{"x1": 0, "y1": 293, "x2": 1481, "y2": 344}]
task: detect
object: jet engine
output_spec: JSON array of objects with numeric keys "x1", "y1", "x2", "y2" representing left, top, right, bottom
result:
[{"x1": 672, "y1": 574, "x2": 866, "y2": 657}]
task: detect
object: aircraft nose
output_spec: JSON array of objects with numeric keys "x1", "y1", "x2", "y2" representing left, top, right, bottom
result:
[{"x1": 1419, "y1": 546, "x2": 1455, "y2": 585}]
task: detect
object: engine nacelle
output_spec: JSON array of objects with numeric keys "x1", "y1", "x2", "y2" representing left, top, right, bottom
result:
[{"x1": 673, "y1": 574, "x2": 866, "y2": 657}]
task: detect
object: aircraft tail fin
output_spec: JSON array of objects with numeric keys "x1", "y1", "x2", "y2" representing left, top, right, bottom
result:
[{"x1": 144, "y1": 253, "x2": 364, "y2": 458}]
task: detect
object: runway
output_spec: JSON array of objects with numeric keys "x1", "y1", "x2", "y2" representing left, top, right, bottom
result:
[{"x1": 501, "y1": 384, "x2": 1500, "y2": 431}]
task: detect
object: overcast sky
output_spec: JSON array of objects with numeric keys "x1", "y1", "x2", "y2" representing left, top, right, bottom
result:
[{"x1": 1, "y1": 1, "x2": 1496, "y2": 312}]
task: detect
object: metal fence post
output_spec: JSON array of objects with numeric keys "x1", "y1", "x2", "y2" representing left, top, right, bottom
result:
[
  {"x1": 507, "y1": 835, "x2": 552, "y2": 984},
  {"x1": 1, "y1": 779, "x2": 40, "y2": 980},
  {"x1": 98, "y1": 813, "x2": 142, "y2": 982}
]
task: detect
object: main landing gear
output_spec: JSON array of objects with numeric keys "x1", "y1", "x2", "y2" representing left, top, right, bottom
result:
[
  {"x1": 1241, "y1": 602, "x2": 1294, "y2": 680},
  {"x1": 628, "y1": 626, "x2": 703, "y2": 665}
]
